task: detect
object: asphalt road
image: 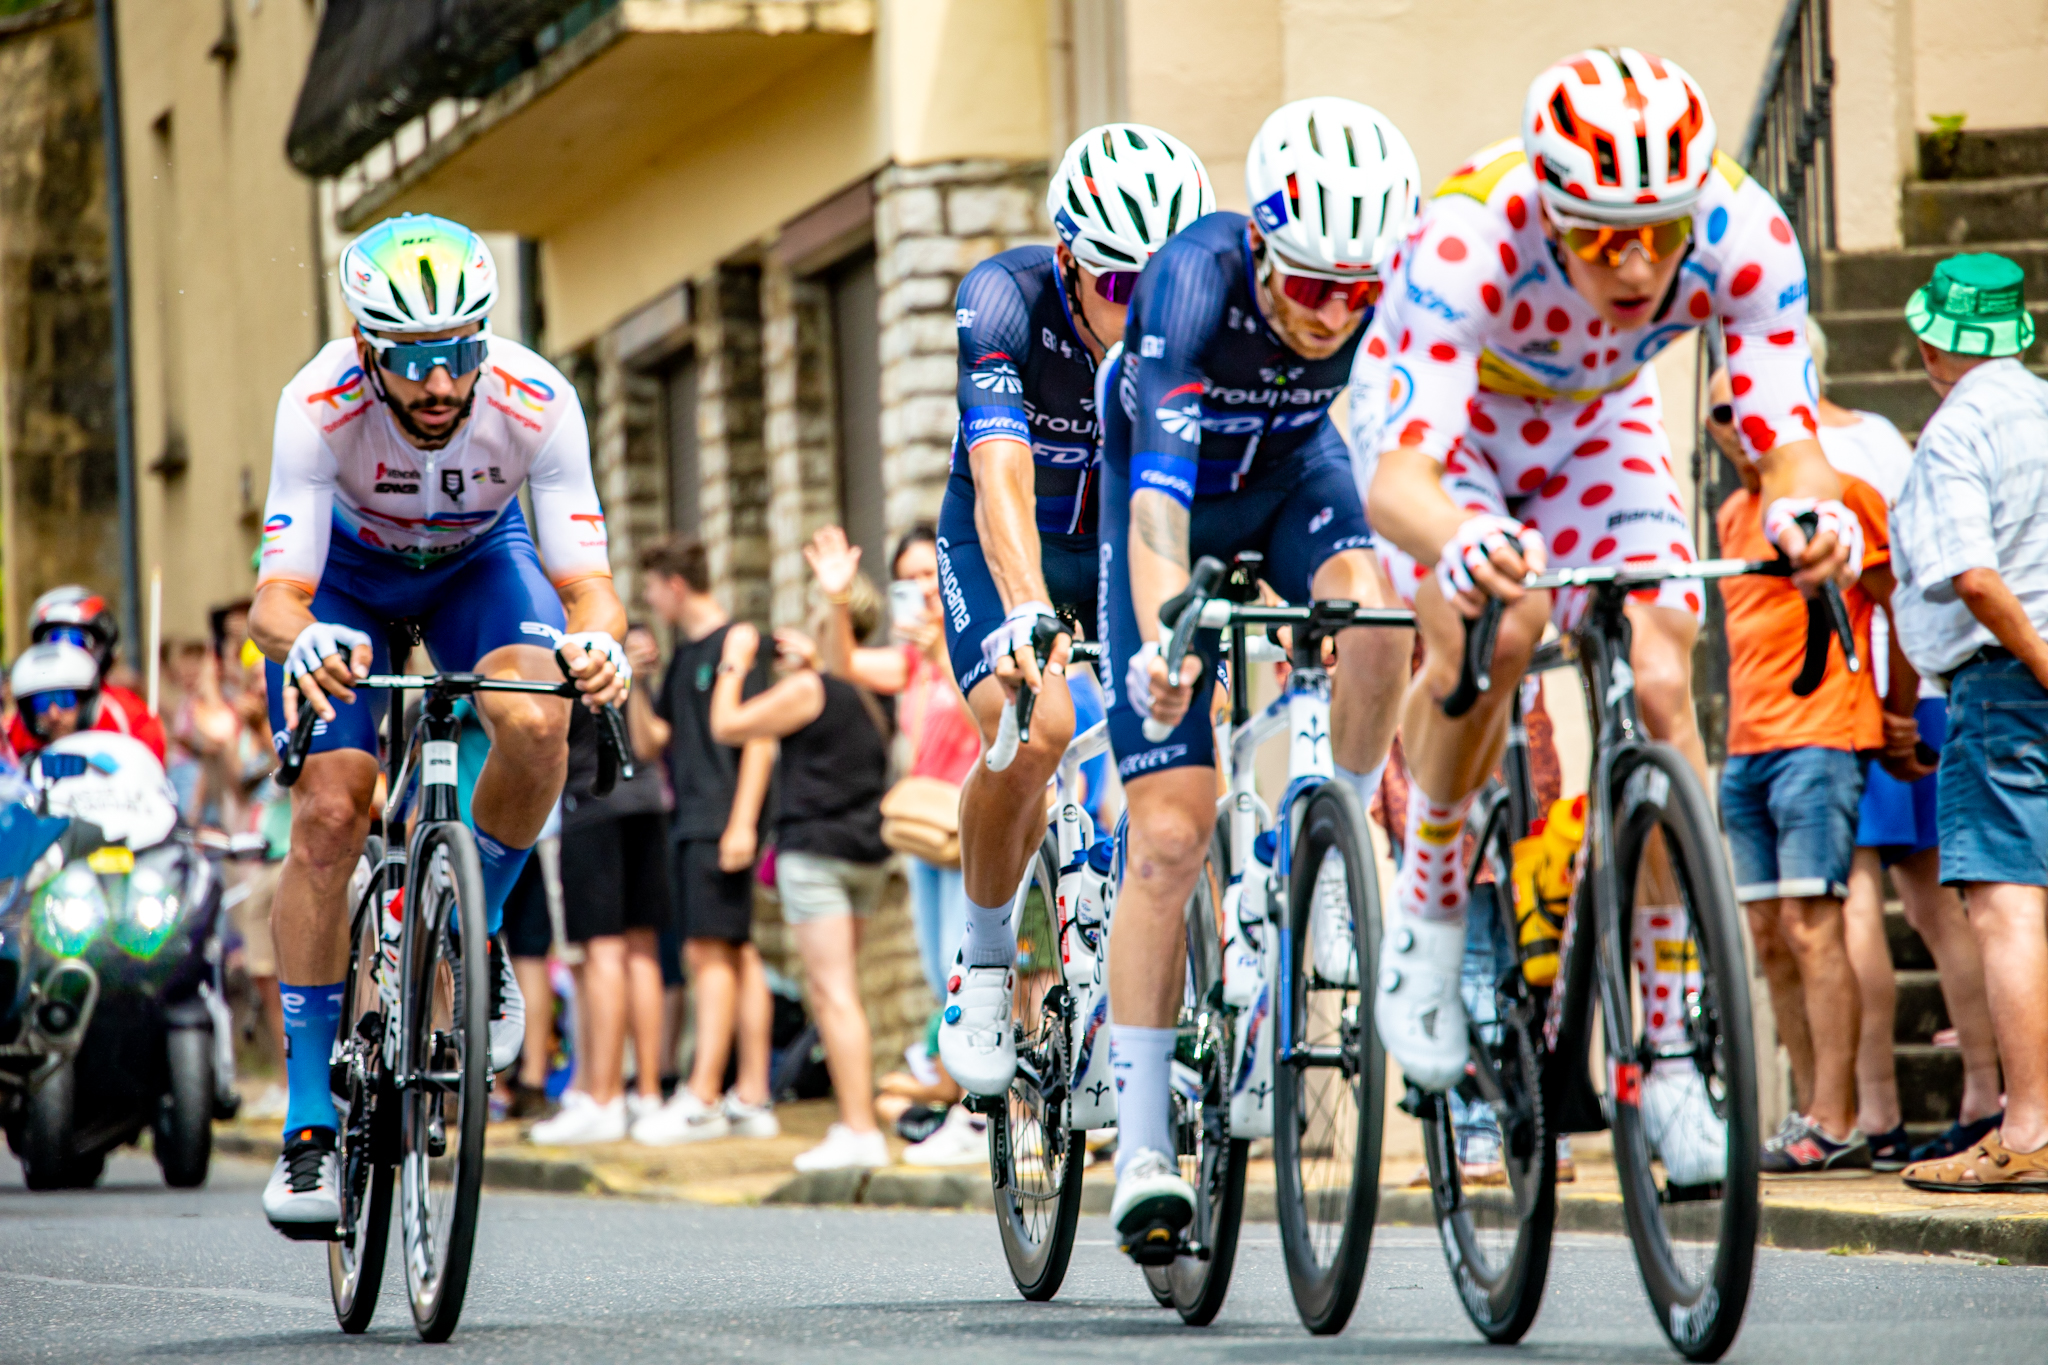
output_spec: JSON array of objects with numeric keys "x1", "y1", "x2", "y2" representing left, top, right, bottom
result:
[{"x1": 3, "y1": 1152, "x2": 2045, "y2": 1364}]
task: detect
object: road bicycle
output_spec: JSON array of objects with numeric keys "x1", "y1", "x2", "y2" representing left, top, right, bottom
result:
[
  {"x1": 276, "y1": 632, "x2": 630, "y2": 1341},
  {"x1": 1412, "y1": 551, "x2": 1856, "y2": 1361}
]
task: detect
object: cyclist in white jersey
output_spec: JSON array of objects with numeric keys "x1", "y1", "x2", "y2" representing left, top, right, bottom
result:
[
  {"x1": 251, "y1": 215, "x2": 627, "y2": 1237},
  {"x1": 1360, "y1": 50, "x2": 1858, "y2": 1181}
]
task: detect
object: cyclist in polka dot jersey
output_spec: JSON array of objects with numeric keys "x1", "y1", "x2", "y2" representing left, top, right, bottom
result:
[{"x1": 1358, "y1": 50, "x2": 1859, "y2": 1138}]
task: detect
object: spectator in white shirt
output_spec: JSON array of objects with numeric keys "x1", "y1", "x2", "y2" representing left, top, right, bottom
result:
[{"x1": 1890, "y1": 254, "x2": 2048, "y2": 1192}]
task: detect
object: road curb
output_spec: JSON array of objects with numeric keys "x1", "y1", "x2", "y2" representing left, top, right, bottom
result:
[{"x1": 215, "y1": 1129, "x2": 2048, "y2": 1265}]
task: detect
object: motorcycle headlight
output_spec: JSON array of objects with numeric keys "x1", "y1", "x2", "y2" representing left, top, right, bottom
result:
[
  {"x1": 33, "y1": 861, "x2": 108, "y2": 957},
  {"x1": 111, "y1": 860, "x2": 183, "y2": 959}
]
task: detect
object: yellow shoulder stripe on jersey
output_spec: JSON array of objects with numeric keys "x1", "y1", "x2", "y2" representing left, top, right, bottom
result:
[
  {"x1": 1436, "y1": 141, "x2": 1526, "y2": 204},
  {"x1": 1712, "y1": 151, "x2": 1748, "y2": 190},
  {"x1": 1477, "y1": 348, "x2": 1642, "y2": 404}
]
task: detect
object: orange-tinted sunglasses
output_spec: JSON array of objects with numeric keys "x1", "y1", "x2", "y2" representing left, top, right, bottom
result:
[{"x1": 1559, "y1": 216, "x2": 1693, "y2": 268}]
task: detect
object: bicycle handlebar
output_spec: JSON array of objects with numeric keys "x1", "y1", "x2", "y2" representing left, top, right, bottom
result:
[
  {"x1": 1441, "y1": 513, "x2": 1860, "y2": 717},
  {"x1": 275, "y1": 660, "x2": 635, "y2": 796},
  {"x1": 985, "y1": 622, "x2": 1101, "y2": 773},
  {"x1": 1142, "y1": 557, "x2": 1227, "y2": 743}
]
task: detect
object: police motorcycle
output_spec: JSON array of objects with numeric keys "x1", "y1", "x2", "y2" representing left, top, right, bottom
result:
[{"x1": 0, "y1": 643, "x2": 255, "y2": 1189}]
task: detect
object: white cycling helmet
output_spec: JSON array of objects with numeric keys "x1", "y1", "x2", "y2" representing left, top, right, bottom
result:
[
  {"x1": 11, "y1": 641, "x2": 101, "y2": 742},
  {"x1": 1048, "y1": 124, "x2": 1216, "y2": 275},
  {"x1": 1246, "y1": 98, "x2": 1421, "y2": 278},
  {"x1": 1523, "y1": 49, "x2": 1717, "y2": 226},
  {"x1": 340, "y1": 213, "x2": 498, "y2": 335}
]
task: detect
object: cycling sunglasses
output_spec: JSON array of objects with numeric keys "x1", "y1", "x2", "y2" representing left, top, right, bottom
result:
[
  {"x1": 28, "y1": 690, "x2": 80, "y2": 713},
  {"x1": 1276, "y1": 271, "x2": 1382, "y2": 312},
  {"x1": 364, "y1": 332, "x2": 489, "y2": 382},
  {"x1": 1092, "y1": 270, "x2": 1140, "y2": 305},
  {"x1": 40, "y1": 625, "x2": 92, "y2": 650},
  {"x1": 1558, "y1": 216, "x2": 1693, "y2": 268}
]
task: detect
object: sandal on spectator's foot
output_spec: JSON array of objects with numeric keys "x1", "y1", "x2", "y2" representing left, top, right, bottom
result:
[
  {"x1": 1867, "y1": 1124, "x2": 1912, "y2": 1173},
  {"x1": 1902, "y1": 1130, "x2": 2048, "y2": 1193},
  {"x1": 1907, "y1": 1112, "x2": 2002, "y2": 1165}
]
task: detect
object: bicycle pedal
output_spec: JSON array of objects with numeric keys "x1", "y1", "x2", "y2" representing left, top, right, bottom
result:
[
  {"x1": 1120, "y1": 1223, "x2": 1185, "y2": 1268},
  {"x1": 1398, "y1": 1082, "x2": 1438, "y2": 1120}
]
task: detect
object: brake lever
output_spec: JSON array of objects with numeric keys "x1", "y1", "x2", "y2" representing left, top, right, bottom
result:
[
  {"x1": 1143, "y1": 556, "x2": 1226, "y2": 742},
  {"x1": 275, "y1": 700, "x2": 320, "y2": 790},
  {"x1": 987, "y1": 617, "x2": 1066, "y2": 772},
  {"x1": 1441, "y1": 596, "x2": 1505, "y2": 719},
  {"x1": 554, "y1": 645, "x2": 636, "y2": 795}
]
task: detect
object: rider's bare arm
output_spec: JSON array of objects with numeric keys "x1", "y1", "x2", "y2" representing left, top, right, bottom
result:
[
  {"x1": 1128, "y1": 488, "x2": 1190, "y2": 633},
  {"x1": 971, "y1": 437, "x2": 1066, "y2": 695}
]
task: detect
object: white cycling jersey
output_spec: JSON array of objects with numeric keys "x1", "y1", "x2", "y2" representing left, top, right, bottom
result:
[{"x1": 256, "y1": 336, "x2": 610, "y2": 593}]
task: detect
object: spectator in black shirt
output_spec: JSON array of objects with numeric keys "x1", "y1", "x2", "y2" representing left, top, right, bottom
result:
[
  {"x1": 627, "y1": 539, "x2": 781, "y2": 1146},
  {"x1": 711, "y1": 582, "x2": 893, "y2": 1173}
]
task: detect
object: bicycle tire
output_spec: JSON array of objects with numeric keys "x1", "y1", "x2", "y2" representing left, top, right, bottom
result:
[
  {"x1": 330, "y1": 840, "x2": 394, "y2": 1333},
  {"x1": 993, "y1": 834, "x2": 1085, "y2": 1302},
  {"x1": 1420, "y1": 786, "x2": 1556, "y2": 1344},
  {"x1": 1142, "y1": 818, "x2": 1248, "y2": 1326},
  {"x1": 398, "y1": 824, "x2": 489, "y2": 1342},
  {"x1": 1603, "y1": 746, "x2": 1758, "y2": 1362},
  {"x1": 1273, "y1": 781, "x2": 1384, "y2": 1335}
]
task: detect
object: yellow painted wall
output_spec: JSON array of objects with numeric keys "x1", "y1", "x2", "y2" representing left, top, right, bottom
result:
[
  {"x1": 1123, "y1": 0, "x2": 1283, "y2": 212},
  {"x1": 885, "y1": 0, "x2": 1049, "y2": 166},
  {"x1": 119, "y1": 0, "x2": 325, "y2": 639},
  {"x1": 1914, "y1": 0, "x2": 2048, "y2": 130}
]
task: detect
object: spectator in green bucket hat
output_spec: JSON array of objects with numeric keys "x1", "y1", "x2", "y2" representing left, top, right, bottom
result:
[{"x1": 1905, "y1": 252, "x2": 2035, "y2": 360}]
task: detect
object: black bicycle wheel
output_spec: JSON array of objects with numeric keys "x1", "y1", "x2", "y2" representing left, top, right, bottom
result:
[
  {"x1": 398, "y1": 825, "x2": 489, "y2": 1342},
  {"x1": 1273, "y1": 781, "x2": 1383, "y2": 1335},
  {"x1": 993, "y1": 835, "x2": 1085, "y2": 1302},
  {"x1": 1142, "y1": 819, "x2": 1248, "y2": 1326},
  {"x1": 1420, "y1": 785, "x2": 1556, "y2": 1344},
  {"x1": 330, "y1": 841, "x2": 394, "y2": 1334},
  {"x1": 1604, "y1": 746, "x2": 1758, "y2": 1362}
]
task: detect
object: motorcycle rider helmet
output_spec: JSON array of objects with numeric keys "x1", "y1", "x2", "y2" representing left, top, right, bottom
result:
[
  {"x1": 1047, "y1": 123, "x2": 1217, "y2": 277},
  {"x1": 11, "y1": 641, "x2": 102, "y2": 743},
  {"x1": 29, "y1": 586, "x2": 119, "y2": 678},
  {"x1": 1245, "y1": 97, "x2": 1421, "y2": 278},
  {"x1": 1523, "y1": 48, "x2": 1717, "y2": 227}
]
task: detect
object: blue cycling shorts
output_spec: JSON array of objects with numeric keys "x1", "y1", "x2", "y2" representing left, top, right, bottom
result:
[
  {"x1": 1100, "y1": 419, "x2": 1374, "y2": 779},
  {"x1": 265, "y1": 512, "x2": 570, "y2": 759},
  {"x1": 937, "y1": 466, "x2": 1100, "y2": 696}
]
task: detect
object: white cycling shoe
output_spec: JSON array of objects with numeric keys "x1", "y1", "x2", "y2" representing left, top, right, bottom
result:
[
  {"x1": 263, "y1": 1128, "x2": 341, "y2": 1241},
  {"x1": 1309, "y1": 855, "x2": 1359, "y2": 985},
  {"x1": 1641, "y1": 1062, "x2": 1728, "y2": 1187},
  {"x1": 935, "y1": 953, "x2": 1016, "y2": 1097},
  {"x1": 1111, "y1": 1148, "x2": 1195, "y2": 1266},
  {"x1": 487, "y1": 939, "x2": 524, "y2": 1074},
  {"x1": 1374, "y1": 909, "x2": 1470, "y2": 1091}
]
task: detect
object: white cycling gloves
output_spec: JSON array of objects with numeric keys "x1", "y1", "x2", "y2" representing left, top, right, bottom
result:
[
  {"x1": 1436, "y1": 514, "x2": 1545, "y2": 602},
  {"x1": 559, "y1": 630, "x2": 632, "y2": 690},
  {"x1": 980, "y1": 600, "x2": 1056, "y2": 679},
  {"x1": 1763, "y1": 497, "x2": 1863, "y2": 575},
  {"x1": 284, "y1": 621, "x2": 373, "y2": 685}
]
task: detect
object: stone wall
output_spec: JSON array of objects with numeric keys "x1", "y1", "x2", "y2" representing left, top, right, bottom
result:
[
  {"x1": 761, "y1": 259, "x2": 842, "y2": 631},
  {"x1": 872, "y1": 159, "x2": 1049, "y2": 550},
  {"x1": 692, "y1": 265, "x2": 770, "y2": 628},
  {"x1": 588, "y1": 331, "x2": 665, "y2": 616},
  {"x1": 0, "y1": 2, "x2": 121, "y2": 654}
]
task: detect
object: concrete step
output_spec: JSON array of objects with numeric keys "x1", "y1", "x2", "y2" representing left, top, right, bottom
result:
[
  {"x1": 1821, "y1": 241, "x2": 2048, "y2": 313},
  {"x1": 1893, "y1": 969, "x2": 1950, "y2": 1044},
  {"x1": 1826, "y1": 365, "x2": 2048, "y2": 433},
  {"x1": 1893, "y1": 1044, "x2": 1966, "y2": 1125},
  {"x1": 1901, "y1": 173, "x2": 2048, "y2": 247},
  {"x1": 1814, "y1": 303, "x2": 2048, "y2": 375},
  {"x1": 1886, "y1": 906, "x2": 1933, "y2": 971},
  {"x1": 1921, "y1": 125, "x2": 2048, "y2": 182}
]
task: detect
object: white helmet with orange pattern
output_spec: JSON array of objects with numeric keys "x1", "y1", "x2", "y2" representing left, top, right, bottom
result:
[{"x1": 1523, "y1": 48, "x2": 1717, "y2": 226}]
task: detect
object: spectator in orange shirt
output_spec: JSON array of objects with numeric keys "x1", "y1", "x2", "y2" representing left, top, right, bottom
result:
[{"x1": 1711, "y1": 368, "x2": 1900, "y2": 1177}]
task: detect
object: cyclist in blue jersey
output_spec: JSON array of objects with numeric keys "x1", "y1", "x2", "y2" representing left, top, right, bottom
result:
[
  {"x1": 1100, "y1": 99, "x2": 1421, "y2": 1256},
  {"x1": 934, "y1": 125, "x2": 1214, "y2": 1097},
  {"x1": 249, "y1": 216, "x2": 628, "y2": 1237}
]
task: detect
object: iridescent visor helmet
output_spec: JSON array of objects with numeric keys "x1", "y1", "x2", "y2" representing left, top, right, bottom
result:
[{"x1": 340, "y1": 213, "x2": 499, "y2": 376}]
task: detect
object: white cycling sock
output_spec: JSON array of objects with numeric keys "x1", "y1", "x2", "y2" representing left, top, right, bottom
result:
[
  {"x1": 959, "y1": 891, "x2": 1017, "y2": 969},
  {"x1": 1634, "y1": 903, "x2": 1700, "y2": 1055},
  {"x1": 1395, "y1": 781, "x2": 1476, "y2": 925},
  {"x1": 1332, "y1": 759, "x2": 1388, "y2": 813},
  {"x1": 1109, "y1": 1023, "x2": 1176, "y2": 1175}
]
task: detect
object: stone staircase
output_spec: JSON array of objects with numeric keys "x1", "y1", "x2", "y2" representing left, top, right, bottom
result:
[
  {"x1": 1885, "y1": 904, "x2": 1959, "y2": 1142},
  {"x1": 1816, "y1": 124, "x2": 2048, "y2": 438},
  {"x1": 1811, "y1": 126, "x2": 2048, "y2": 1138}
]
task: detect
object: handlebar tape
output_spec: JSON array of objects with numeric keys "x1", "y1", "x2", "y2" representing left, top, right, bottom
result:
[{"x1": 1142, "y1": 557, "x2": 1226, "y2": 742}]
